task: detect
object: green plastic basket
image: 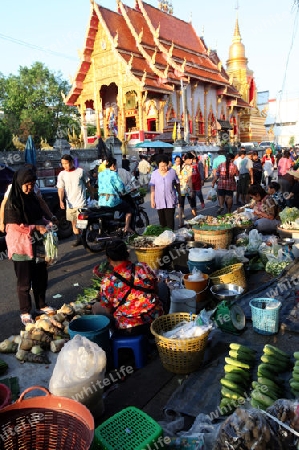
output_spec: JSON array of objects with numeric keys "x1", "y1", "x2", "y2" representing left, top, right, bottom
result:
[
  {"x1": 94, "y1": 406, "x2": 163, "y2": 450},
  {"x1": 249, "y1": 298, "x2": 281, "y2": 335}
]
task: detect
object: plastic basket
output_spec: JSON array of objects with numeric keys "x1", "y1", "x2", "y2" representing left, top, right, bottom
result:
[
  {"x1": 0, "y1": 386, "x2": 94, "y2": 450},
  {"x1": 150, "y1": 313, "x2": 209, "y2": 374},
  {"x1": 249, "y1": 298, "x2": 282, "y2": 335},
  {"x1": 209, "y1": 263, "x2": 246, "y2": 290},
  {"x1": 134, "y1": 246, "x2": 168, "y2": 270},
  {"x1": 193, "y1": 228, "x2": 233, "y2": 249},
  {"x1": 94, "y1": 406, "x2": 163, "y2": 450}
]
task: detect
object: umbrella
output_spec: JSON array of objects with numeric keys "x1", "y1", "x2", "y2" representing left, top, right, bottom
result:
[
  {"x1": 135, "y1": 140, "x2": 174, "y2": 148},
  {"x1": 24, "y1": 135, "x2": 37, "y2": 166}
]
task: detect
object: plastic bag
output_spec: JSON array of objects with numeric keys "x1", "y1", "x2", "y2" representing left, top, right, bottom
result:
[
  {"x1": 188, "y1": 248, "x2": 215, "y2": 262},
  {"x1": 247, "y1": 228, "x2": 263, "y2": 252},
  {"x1": 206, "y1": 188, "x2": 217, "y2": 202},
  {"x1": 44, "y1": 231, "x2": 58, "y2": 263},
  {"x1": 49, "y1": 335, "x2": 106, "y2": 416},
  {"x1": 188, "y1": 268, "x2": 204, "y2": 281},
  {"x1": 153, "y1": 230, "x2": 176, "y2": 246}
]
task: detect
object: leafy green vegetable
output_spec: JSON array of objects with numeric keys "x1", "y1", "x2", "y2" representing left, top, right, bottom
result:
[
  {"x1": 279, "y1": 207, "x2": 299, "y2": 224},
  {"x1": 143, "y1": 225, "x2": 170, "y2": 236},
  {"x1": 265, "y1": 260, "x2": 290, "y2": 277}
]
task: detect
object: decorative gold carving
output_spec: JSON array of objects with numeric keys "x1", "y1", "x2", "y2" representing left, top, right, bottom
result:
[
  {"x1": 128, "y1": 53, "x2": 134, "y2": 71},
  {"x1": 151, "y1": 47, "x2": 157, "y2": 65},
  {"x1": 141, "y1": 69, "x2": 147, "y2": 85},
  {"x1": 163, "y1": 64, "x2": 169, "y2": 79},
  {"x1": 40, "y1": 137, "x2": 53, "y2": 150},
  {"x1": 180, "y1": 58, "x2": 186, "y2": 73},
  {"x1": 155, "y1": 23, "x2": 160, "y2": 38},
  {"x1": 113, "y1": 32, "x2": 118, "y2": 48},
  {"x1": 217, "y1": 61, "x2": 222, "y2": 71},
  {"x1": 169, "y1": 41, "x2": 174, "y2": 58},
  {"x1": 138, "y1": 28, "x2": 143, "y2": 43},
  {"x1": 12, "y1": 135, "x2": 25, "y2": 151}
]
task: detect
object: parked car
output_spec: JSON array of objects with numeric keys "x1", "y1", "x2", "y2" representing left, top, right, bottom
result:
[
  {"x1": 259, "y1": 141, "x2": 274, "y2": 149},
  {"x1": 0, "y1": 165, "x2": 72, "y2": 251}
]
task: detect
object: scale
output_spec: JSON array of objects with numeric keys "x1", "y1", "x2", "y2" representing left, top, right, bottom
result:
[{"x1": 210, "y1": 284, "x2": 246, "y2": 334}]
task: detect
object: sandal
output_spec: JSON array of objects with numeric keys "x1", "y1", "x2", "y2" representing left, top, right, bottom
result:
[
  {"x1": 20, "y1": 314, "x2": 34, "y2": 326},
  {"x1": 36, "y1": 306, "x2": 55, "y2": 315}
]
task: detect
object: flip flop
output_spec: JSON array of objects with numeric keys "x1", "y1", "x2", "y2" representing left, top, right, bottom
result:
[
  {"x1": 20, "y1": 314, "x2": 34, "y2": 326},
  {"x1": 36, "y1": 306, "x2": 55, "y2": 315}
]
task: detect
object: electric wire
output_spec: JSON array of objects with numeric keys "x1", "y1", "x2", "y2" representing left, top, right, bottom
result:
[{"x1": 0, "y1": 33, "x2": 78, "y2": 61}]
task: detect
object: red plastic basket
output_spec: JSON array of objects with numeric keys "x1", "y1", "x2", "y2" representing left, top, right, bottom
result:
[{"x1": 0, "y1": 386, "x2": 94, "y2": 450}]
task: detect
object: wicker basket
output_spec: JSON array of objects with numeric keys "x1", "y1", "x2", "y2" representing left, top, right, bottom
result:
[
  {"x1": 193, "y1": 228, "x2": 233, "y2": 249},
  {"x1": 134, "y1": 246, "x2": 168, "y2": 270},
  {"x1": 209, "y1": 263, "x2": 247, "y2": 290},
  {"x1": 150, "y1": 313, "x2": 209, "y2": 374},
  {"x1": 0, "y1": 386, "x2": 94, "y2": 450}
]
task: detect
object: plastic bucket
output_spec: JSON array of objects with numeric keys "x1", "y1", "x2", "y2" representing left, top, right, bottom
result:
[
  {"x1": 69, "y1": 316, "x2": 110, "y2": 354},
  {"x1": 249, "y1": 298, "x2": 281, "y2": 335},
  {"x1": 169, "y1": 289, "x2": 196, "y2": 314},
  {"x1": 183, "y1": 274, "x2": 209, "y2": 304},
  {"x1": 187, "y1": 258, "x2": 215, "y2": 275}
]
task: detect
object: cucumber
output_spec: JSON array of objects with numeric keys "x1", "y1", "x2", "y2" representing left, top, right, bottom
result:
[
  {"x1": 228, "y1": 350, "x2": 255, "y2": 363},
  {"x1": 294, "y1": 352, "x2": 299, "y2": 360},
  {"x1": 260, "y1": 354, "x2": 289, "y2": 371},
  {"x1": 225, "y1": 372, "x2": 248, "y2": 387},
  {"x1": 290, "y1": 381, "x2": 299, "y2": 391},
  {"x1": 224, "y1": 365, "x2": 250, "y2": 379},
  {"x1": 250, "y1": 398, "x2": 266, "y2": 410},
  {"x1": 258, "y1": 361, "x2": 279, "y2": 374},
  {"x1": 219, "y1": 399, "x2": 237, "y2": 415},
  {"x1": 263, "y1": 344, "x2": 290, "y2": 360},
  {"x1": 225, "y1": 357, "x2": 251, "y2": 370},
  {"x1": 292, "y1": 370, "x2": 299, "y2": 381},
  {"x1": 252, "y1": 382, "x2": 278, "y2": 401},
  {"x1": 220, "y1": 378, "x2": 245, "y2": 395},
  {"x1": 257, "y1": 377, "x2": 282, "y2": 393},
  {"x1": 251, "y1": 389, "x2": 274, "y2": 408},
  {"x1": 257, "y1": 364, "x2": 279, "y2": 381},
  {"x1": 230, "y1": 343, "x2": 255, "y2": 355},
  {"x1": 221, "y1": 386, "x2": 245, "y2": 401}
]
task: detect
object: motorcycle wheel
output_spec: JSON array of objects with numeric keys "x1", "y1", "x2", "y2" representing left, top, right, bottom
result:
[
  {"x1": 82, "y1": 226, "x2": 107, "y2": 253},
  {"x1": 134, "y1": 210, "x2": 149, "y2": 235}
]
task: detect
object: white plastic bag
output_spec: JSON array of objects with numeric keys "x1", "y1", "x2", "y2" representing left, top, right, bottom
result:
[
  {"x1": 153, "y1": 230, "x2": 176, "y2": 245},
  {"x1": 247, "y1": 228, "x2": 263, "y2": 252},
  {"x1": 206, "y1": 188, "x2": 217, "y2": 202},
  {"x1": 49, "y1": 335, "x2": 106, "y2": 416}
]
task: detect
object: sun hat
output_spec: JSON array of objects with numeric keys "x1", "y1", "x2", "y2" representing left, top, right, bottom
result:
[{"x1": 265, "y1": 148, "x2": 272, "y2": 154}]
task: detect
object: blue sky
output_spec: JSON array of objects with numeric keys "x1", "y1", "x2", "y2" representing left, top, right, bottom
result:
[{"x1": 1, "y1": 0, "x2": 298, "y2": 98}]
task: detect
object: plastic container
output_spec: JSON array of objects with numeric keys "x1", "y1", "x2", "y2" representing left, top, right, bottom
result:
[
  {"x1": 94, "y1": 406, "x2": 163, "y2": 450},
  {"x1": 183, "y1": 273, "x2": 209, "y2": 304},
  {"x1": 187, "y1": 259, "x2": 215, "y2": 274},
  {"x1": 68, "y1": 315, "x2": 110, "y2": 354},
  {"x1": 249, "y1": 298, "x2": 281, "y2": 335},
  {"x1": 169, "y1": 289, "x2": 196, "y2": 314}
]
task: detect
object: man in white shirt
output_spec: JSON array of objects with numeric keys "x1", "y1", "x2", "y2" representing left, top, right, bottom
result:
[
  {"x1": 138, "y1": 156, "x2": 151, "y2": 188},
  {"x1": 57, "y1": 154, "x2": 92, "y2": 246},
  {"x1": 234, "y1": 149, "x2": 254, "y2": 204}
]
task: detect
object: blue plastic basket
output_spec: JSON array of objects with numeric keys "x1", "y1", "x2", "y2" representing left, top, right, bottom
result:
[{"x1": 249, "y1": 298, "x2": 281, "y2": 335}]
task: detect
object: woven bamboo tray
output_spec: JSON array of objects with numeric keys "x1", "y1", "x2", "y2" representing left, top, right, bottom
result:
[
  {"x1": 209, "y1": 263, "x2": 246, "y2": 290},
  {"x1": 192, "y1": 228, "x2": 233, "y2": 249},
  {"x1": 151, "y1": 313, "x2": 209, "y2": 374}
]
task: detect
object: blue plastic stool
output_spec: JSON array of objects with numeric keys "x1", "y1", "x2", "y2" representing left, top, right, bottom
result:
[{"x1": 111, "y1": 334, "x2": 147, "y2": 369}]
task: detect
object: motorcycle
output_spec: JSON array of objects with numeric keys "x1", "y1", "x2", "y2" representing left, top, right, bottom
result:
[{"x1": 77, "y1": 184, "x2": 149, "y2": 253}]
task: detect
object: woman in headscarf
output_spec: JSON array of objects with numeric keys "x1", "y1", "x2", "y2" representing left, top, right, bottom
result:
[{"x1": 4, "y1": 167, "x2": 54, "y2": 325}]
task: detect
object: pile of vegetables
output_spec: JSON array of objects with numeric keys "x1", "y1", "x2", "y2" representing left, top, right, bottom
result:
[
  {"x1": 265, "y1": 260, "x2": 290, "y2": 277},
  {"x1": 219, "y1": 343, "x2": 256, "y2": 414},
  {"x1": 142, "y1": 225, "x2": 170, "y2": 236},
  {"x1": 251, "y1": 344, "x2": 290, "y2": 409},
  {"x1": 191, "y1": 213, "x2": 252, "y2": 231},
  {"x1": 289, "y1": 351, "x2": 299, "y2": 397},
  {"x1": 279, "y1": 207, "x2": 299, "y2": 229}
]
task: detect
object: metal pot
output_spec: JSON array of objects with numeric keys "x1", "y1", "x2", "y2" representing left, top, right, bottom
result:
[{"x1": 210, "y1": 283, "x2": 244, "y2": 301}]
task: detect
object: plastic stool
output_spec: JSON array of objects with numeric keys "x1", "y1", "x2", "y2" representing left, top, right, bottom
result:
[{"x1": 111, "y1": 334, "x2": 147, "y2": 369}]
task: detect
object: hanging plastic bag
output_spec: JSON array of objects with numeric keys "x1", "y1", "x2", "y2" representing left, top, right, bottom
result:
[
  {"x1": 44, "y1": 230, "x2": 59, "y2": 264},
  {"x1": 206, "y1": 188, "x2": 217, "y2": 202},
  {"x1": 247, "y1": 228, "x2": 263, "y2": 252}
]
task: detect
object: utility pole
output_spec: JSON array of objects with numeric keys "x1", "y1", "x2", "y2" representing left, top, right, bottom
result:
[{"x1": 181, "y1": 79, "x2": 189, "y2": 143}]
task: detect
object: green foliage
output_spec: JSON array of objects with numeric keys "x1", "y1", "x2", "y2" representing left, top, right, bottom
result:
[
  {"x1": 0, "y1": 120, "x2": 12, "y2": 151},
  {"x1": 0, "y1": 62, "x2": 80, "y2": 146},
  {"x1": 87, "y1": 124, "x2": 97, "y2": 136},
  {"x1": 289, "y1": 136, "x2": 295, "y2": 147}
]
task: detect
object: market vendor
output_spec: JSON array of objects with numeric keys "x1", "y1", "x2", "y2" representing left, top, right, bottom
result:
[
  {"x1": 92, "y1": 240, "x2": 165, "y2": 336},
  {"x1": 248, "y1": 184, "x2": 281, "y2": 232}
]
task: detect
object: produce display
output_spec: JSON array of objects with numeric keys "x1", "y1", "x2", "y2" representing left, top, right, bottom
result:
[
  {"x1": 265, "y1": 260, "x2": 291, "y2": 277},
  {"x1": 133, "y1": 236, "x2": 162, "y2": 248},
  {"x1": 190, "y1": 213, "x2": 252, "y2": 230},
  {"x1": 219, "y1": 343, "x2": 256, "y2": 414},
  {"x1": 251, "y1": 344, "x2": 291, "y2": 410},
  {"x1": 279, "y1": 207, "x2": 299, "y2": 229},
  {"x1": 289, "y1": 351, "x2": 299, "y2": 397},
  {"x1": 142, "y1": 225, "x2": 170, "y2": 236}
]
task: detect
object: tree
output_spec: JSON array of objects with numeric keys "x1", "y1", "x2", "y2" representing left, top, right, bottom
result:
[
  {"x1": 0, "y1": 62, "x2": 80, "y2": 149},
  {"x1": 289, "y1": 136, "x2": 295, "y2": 147},
  {"x1": 0, "y1": 120, "x2": 12, "y2": 151}
]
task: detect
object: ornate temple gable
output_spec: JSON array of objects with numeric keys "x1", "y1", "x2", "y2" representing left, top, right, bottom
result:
[
  {"x1": 137, "y1": 1, "x2": 229, "y2": 87},
  {"x1": 117, "y1": 0, "x2": 171, "y2": 81}
]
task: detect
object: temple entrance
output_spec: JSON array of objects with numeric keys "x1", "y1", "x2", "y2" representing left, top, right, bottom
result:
[{"x1": 126, "y1": 116, "x2": 136, "y2": 132}]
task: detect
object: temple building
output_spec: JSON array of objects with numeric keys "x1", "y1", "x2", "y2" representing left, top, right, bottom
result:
[
  {"x1": 226, "y1": 17, "x2": 266, "y2": 143},
  {"x1": 65, "y1": 0, "x2": 265, "y2": 149}
]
